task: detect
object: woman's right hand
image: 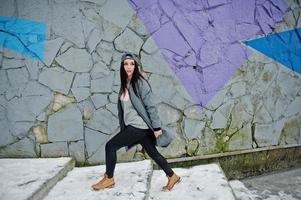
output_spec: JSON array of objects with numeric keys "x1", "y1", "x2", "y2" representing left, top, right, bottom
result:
[{"x1": 154, "y1": 130, "x2": 162, "y2": 138}]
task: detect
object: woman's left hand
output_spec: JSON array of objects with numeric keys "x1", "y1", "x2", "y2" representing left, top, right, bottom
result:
[{"x1": 154, "y1": 130, "x2": 162, "y2": 138}]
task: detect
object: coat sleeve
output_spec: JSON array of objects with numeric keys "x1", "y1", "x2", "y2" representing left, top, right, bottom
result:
[{"x1": 138, "y1": 79, "x2": 162, "y2": 131}]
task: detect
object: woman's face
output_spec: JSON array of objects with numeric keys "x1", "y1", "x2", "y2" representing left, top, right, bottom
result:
[{"x1": 123, "y1": 58, "x2": 135, "y2": 79}]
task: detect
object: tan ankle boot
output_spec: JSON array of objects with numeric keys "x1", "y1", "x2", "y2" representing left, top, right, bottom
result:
[
  {"x1": 91, "y1": 173, "x2": 115, "y2": 190},
  {"x1": 162, "y1": 173, "x2": 181, "y2": 191}
]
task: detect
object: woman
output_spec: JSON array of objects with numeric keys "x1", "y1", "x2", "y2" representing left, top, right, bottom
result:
[{"x1": 91, "y1": 53, "x2": 181, "y2": 191}]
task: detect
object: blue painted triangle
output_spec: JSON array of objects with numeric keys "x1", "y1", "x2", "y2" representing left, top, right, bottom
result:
[
  {"x1": 0, "y1": 16, "x2": 46, "y2": 60},
  {"x1": 244, "y1": 28, "x2": 301, "y2": 74}
]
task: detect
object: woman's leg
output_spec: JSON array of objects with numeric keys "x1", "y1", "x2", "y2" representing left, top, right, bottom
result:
[
  {"x1": 105, "y1": 125, "x2": 149, "y2": 178},
  {"x1": 139, "y1": 132, "x2": 174, "y2": 177}
]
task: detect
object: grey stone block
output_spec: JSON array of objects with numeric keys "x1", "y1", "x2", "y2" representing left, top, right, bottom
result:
[
  {"x1": 0, "y1": 70, "x2": 9, "y2": 94},
  {"x1": 38, "y1": 67, "x2": 74, "y2": 95},
  {"x1": 114, "y1": 28, "x2": 144, "y2": 54},
  {"x1": 108, "y1": 92, "x2": 118, "y2": 104},
  {"x1": 22, "y1": 81, "x2": 52, "y2": 97},
  {"x1": 157, "y1": 103, "x2": 181, "y2": 125},
  {"x1": 285, "y1": 96, "x2": 301, "y2": 117},
  {"x1": 0, "y1": 0, "x2": 15, "y2": 17},
  {"x1": 55, "y1": 47, "x2": 93, "y2": 72},
  {"x1": 7, "y1": 95, "x2": 52, "y2": 122},
  {"x1": 142, "y1": 36, "x2": 158, "y2": 54},
  {"x1": 71, "y1": 87, "x2": 90, "y2": 102},
  {"x1": 148, "y1": 73, "x2": 176, "y2": 103},
  {"x1": 72, "y1": 73, "x2": 90, "y2": 88},
  {"x1": 99, "y1": 0, "x2": 133, "y2": 29},
  {"x1": 79, "y1": 0, "x2": 106, "y2": 5},
  {"x1": 7, "y1": 67, "x2": 29, "y2": 89},
  {"x1": 86, "y1": 108, "x2": 118, "y2": 134},
  {"x1": 91, "y1": 72, "x2": 114, "y2": 93},
  {"x1": 87, "y1": 28, "x2": 102, "y2": 53},
  {"x1": 211, "y1": 102, "x2": 234, "y2": 129},
  {"x1": 52, "y1": 2, "x2": 85, "y2": 48},
  {"x1": 95, "y1": 41, "x2": 114, "y2": 65},
  {"x1": 0, "y1": 105, "x2": 6, "y2": 120},
  {"x1": 2, "y1": 58, "x2": 25, "y2": 69},
  {"x1": 0, "y1": 137, "x2": 36, "y2": 158},
  {"x1": 280, "y1": 116, "x2": 301, "y2": 145},
  {"x1": 140, "y1": 51, "x2": 174, "y2": 77},
  {"x1": 184, "y1": 105, "x2": 207, "y2": 121},
  {"x1": 44, "y1": 38, "x2": 64, "y2": 66},
  {"x1": 41, "y1": 142, "x2": 68, "y2": 157},
  {"x1": 8, "y1": 121, "x2": 33, "y2": 138},
  {"x1": 254, "y1": 119, "x2": 286, "y2": 147},
  {"x1": 0, "y1": 120, "x2": 14, "y2": 147},
  {"x1": 184, "y1": 118, "x2": 204, "y2": 140},
  {"x1": 106, "y1": 103, "x2": 118, "y2": 117},
  {"x1": 24, "y1": 58, "x2": 40, "y2": 80},
  {"x1": 90, "y1": 61, "x2": 111, "y2": 79},
  {"x1": 69, "y1": 140, "x2": 85, "y2": 162},
  {"x1": 85, "y1": 127, "x2": 110, "y2": 164},
  {"x1": 129, "y1": 13, "x2": 149, "y2": 36},
  {"x1": 91, "y1": 93, "x2": 108, "y2": 109},
  {"x1": 228, "y1": 123, "x2": 253, "y2": 151},
  {"x1": 48, "y1": 104, "x2": 83, "y2": 142}
]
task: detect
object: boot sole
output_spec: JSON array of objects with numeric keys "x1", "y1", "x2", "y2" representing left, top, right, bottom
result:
[
  {"x1": 162, "y1": 177, "x2": 181, "y2": 191},
  {"x1": 92, "y1": 183, "x2": 115, "y2": 191}
]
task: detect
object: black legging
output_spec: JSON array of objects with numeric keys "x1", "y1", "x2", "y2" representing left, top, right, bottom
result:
[{"x1": 105, "y1": 125, "x2": 174, "y2": 178}]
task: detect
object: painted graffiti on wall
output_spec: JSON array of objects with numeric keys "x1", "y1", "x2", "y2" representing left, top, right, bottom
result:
[
  {"x1": 0, "y1": 16, "x2": 46, "y2": 60},
  {"x1": 128, "y1": 0, "x2": 297, "y2": 106},
  {"x1": 0, "y1": 0, "x2": 300, "y2": 164}
]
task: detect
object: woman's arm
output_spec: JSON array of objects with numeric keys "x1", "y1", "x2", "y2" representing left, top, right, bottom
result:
[{"x1": 138, "y1": 78, "x2": 162, "y2": 131}]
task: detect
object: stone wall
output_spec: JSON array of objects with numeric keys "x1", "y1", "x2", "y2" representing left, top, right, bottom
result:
[{"x1": 0, "y1": 0, "x2": 300, "y2": 166}]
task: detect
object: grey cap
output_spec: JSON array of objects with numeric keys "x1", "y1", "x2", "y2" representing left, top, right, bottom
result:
[{"x1": 121, "y1": 53, "x2": 140, "y2": 66}]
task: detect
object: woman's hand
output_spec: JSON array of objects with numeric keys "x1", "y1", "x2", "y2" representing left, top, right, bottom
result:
[{"x1": 154, "y1": 130, "x2": 162, "y2": 138}]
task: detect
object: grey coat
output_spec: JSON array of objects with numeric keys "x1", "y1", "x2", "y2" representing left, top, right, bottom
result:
[{"x1": 117, "y1": 77, "x2": 162, "y2": 151}]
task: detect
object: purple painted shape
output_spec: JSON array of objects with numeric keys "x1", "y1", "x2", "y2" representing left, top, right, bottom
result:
[
  {"x1": 132, "y1": 2, "x2": 162, "y2": 34},
  {"x1": 232, "y1": 0, "x2": 255, "y2": 23},
  {"x1": 172, "y1": 0, "x2": 206, "y2": 11},
  {"x1": 208, "y1": 0, "x2": 229, "y2": 7},
  {"x1": 129, "y1": 0, "x2": 289, "y2": 106},
  {"x1": 152, "y1": 22, "x2": 191, "y2": 56}
]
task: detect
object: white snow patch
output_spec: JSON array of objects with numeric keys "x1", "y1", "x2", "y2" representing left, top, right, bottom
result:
[
  {"x1": 149, "y1": 163, "x2": 236, "y2": 200},
  {"x1": 44, "y1": 159, "x2": 152, "y2": 200},
  {"x1": 0, "y1": 157, "x2": 72, "y2": 200}
]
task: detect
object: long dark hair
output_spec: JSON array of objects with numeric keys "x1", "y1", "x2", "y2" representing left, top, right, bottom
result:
[{"x1": 119, "y1": 53, "x2": 152, "y2": 98}]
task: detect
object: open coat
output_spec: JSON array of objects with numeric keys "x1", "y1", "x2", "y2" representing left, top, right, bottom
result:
[{"x1": 117, "y1": 77, "x2": 162, "y2": 151}]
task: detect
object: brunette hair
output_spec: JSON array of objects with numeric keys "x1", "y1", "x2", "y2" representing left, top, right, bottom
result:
[{"x1": 119, "y1": 53, "x2": 152, "y2": 98}]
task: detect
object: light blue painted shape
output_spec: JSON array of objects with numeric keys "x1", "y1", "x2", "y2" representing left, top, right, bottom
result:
[
  {"x1": 0, "y1": 16, "x2": 46, "y2": 60},
  {"x1": 244, "y1": 28, "x2": 301, "y2": 74}
]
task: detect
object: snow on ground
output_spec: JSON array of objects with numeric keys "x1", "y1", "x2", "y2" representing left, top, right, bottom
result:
[
  {"x1": 229, "y1": 167, "x2": 301, "y2": 200},
  {"x1": 44, "y1": 160, "x2": 236, "y2": 200},
  {"x1": 2, "y1": 157, "x2": 299, "y2": 200},
  {"x1": 44, "y1": 159, "x2": 152, "y2": 200},
  {"x1": 229, "y1": 180, "x2": 299, "y2": 200},
  {"x1": 0, "y1": 157, "x2": 72, "y2": 200},
  {"x1": 229, "y1": 180, "x2": 260, "y2": 200},
  {"x1": 149, "y1": 163, "x2": 236, "y2": 200}
]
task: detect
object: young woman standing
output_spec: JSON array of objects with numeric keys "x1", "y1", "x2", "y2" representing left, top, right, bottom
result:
[{"x1": 91, "y1": 53, "x2": 181, "y2": 191}]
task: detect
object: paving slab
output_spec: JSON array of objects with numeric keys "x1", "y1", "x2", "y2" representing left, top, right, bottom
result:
[
  {"x1": 229, "y1": 167, "x2": 301, "y2": 200},
  {"x1": 1, "y1": 158, "x2": 238, "y2": 200},
  {"x1": 0, "y1": 157, "x2": 74, "y2": 200},
  {"x1": 149, "y1": 163, "x2": 236, "y2": 200},
  {"x1": 44, "y1": 160, "x2": 153, "y2": 200}
]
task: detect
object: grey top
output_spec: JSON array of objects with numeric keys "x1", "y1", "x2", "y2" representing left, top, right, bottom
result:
[
  {"x1": 120, "y1": 80, "x2": 149, "y2": 129},
  {"x1": 118, "y1": 77, "x2": 162, "y2": 151}
]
